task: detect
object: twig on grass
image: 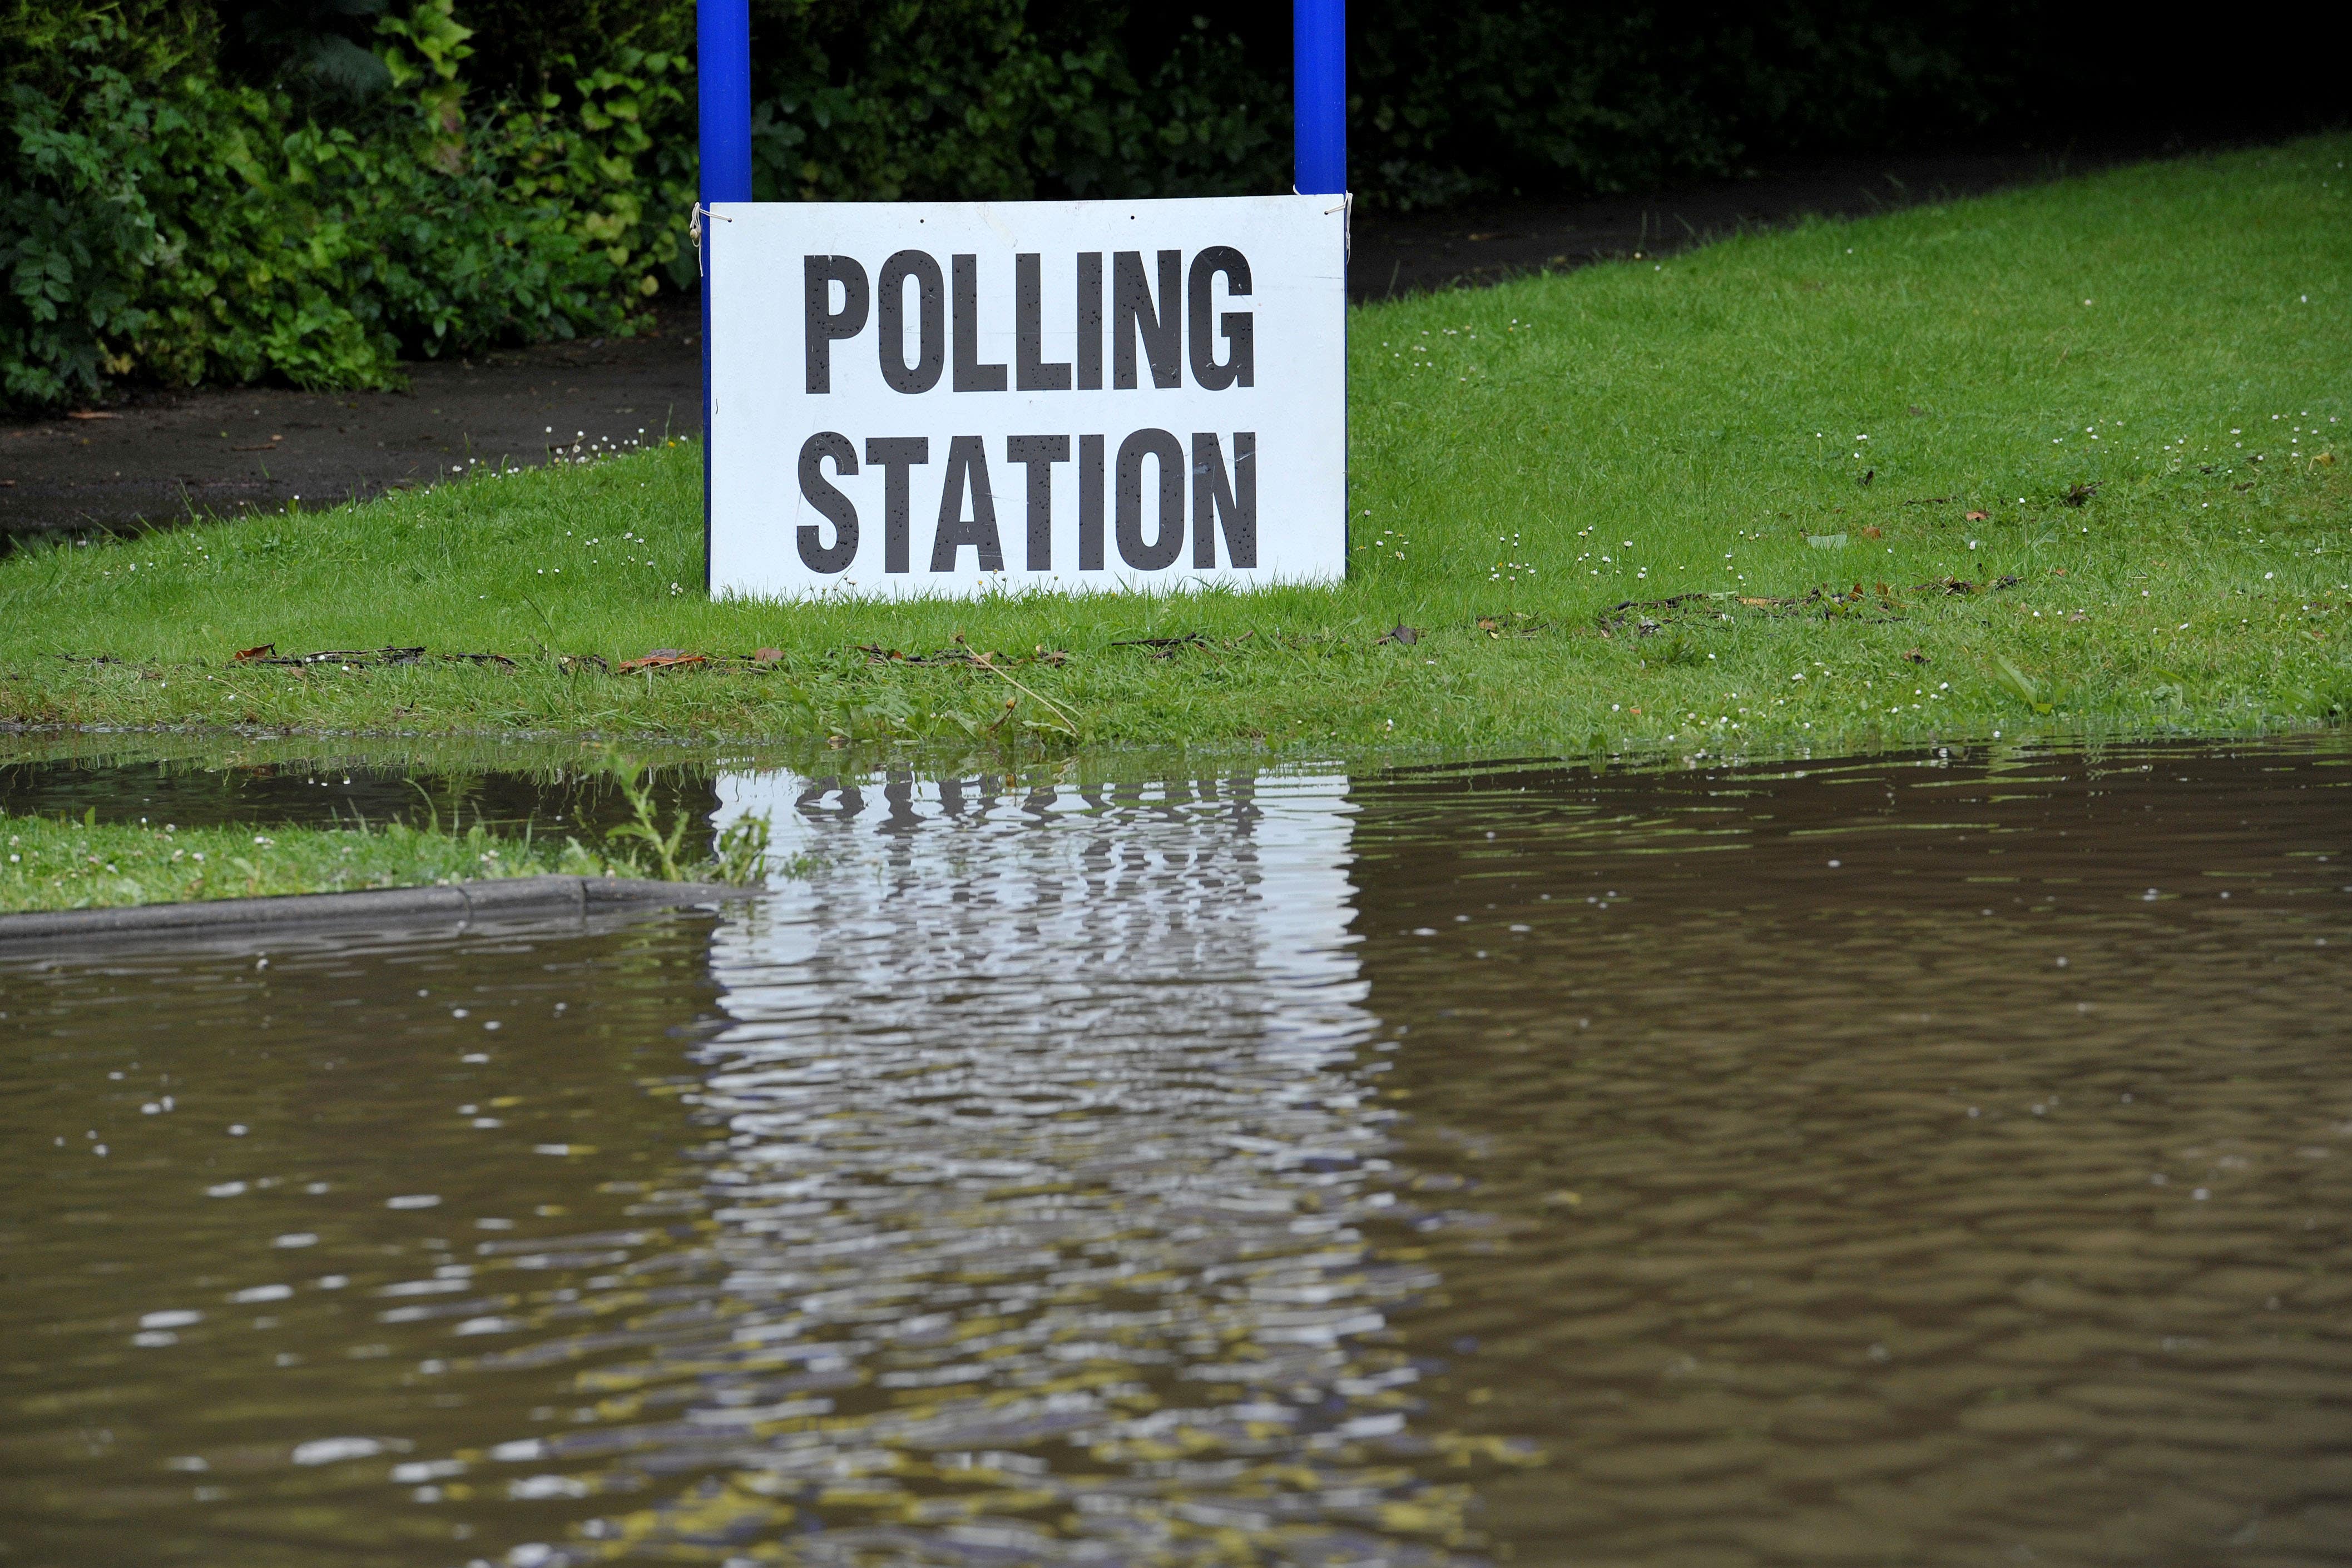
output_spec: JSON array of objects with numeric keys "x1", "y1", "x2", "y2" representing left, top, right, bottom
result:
[
  {"x1": 968, "y1": 651, "x2": 1080, "y2": 737},
  {"x1": 1110, "y1": 633, "x2": 1212, "y2": 659},
  {"x1": 1595, "y1": 575, "x2": 2024, "y2": 636},
  {"x1": 232, "y1": 646, "x2": 426, "y2": 668},
  {"x1": 519, "y1": 592, "x2": 559, "y2": 639},
  {"x1": 615, "y1": 649, "x2": 705, "y2": 673}
]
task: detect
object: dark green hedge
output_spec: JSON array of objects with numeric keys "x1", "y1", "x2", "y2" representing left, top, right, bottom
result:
[
  {"x1": 0, "y1": 0, "x2": 2279, "y2": 413},
  {"x1": 4, "y1": 1, "x2": 694, "y2": 411}
]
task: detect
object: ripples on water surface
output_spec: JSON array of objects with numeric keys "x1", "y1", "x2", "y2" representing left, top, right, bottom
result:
[{"x1": 3, "y1": 741, "x2": 2349, "y2": 1567}]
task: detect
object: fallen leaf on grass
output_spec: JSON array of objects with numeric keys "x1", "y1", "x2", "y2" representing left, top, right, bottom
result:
[
  {"x1": 559, "y1": 653, "x2": 611, "y2": 674},
  {"x1": 232, "y1": 643, "x2": 276, "y2": 663},
  {"x1": 751, "y1": 648, "x2": 783, "y2": 663},
  {"x1": 1377, "y1": 623, "x2": 1422, "y2": 646},
  {"x1": 1861, "y1": 526, "x2": 1883, "y2": 539},
  {"x1": 2063, "y1": 481, "x2": 2102, "y2": 507},
  {"x1": 1965, "y1": 510, "x2": 1989, "y2": 521},
  {"x1": 1597, "y1": 592, "x2": 1727, "y2": 636},
  {"x1": 1475, "y1": 613, "x2": 1546, "y2": 638},
  {"x1": 1918, "y1": 574, "x2": 2022, "y2": 596},
  {"x1": 1902, "y1": 648, "x2": 1928, "y2": 664}
]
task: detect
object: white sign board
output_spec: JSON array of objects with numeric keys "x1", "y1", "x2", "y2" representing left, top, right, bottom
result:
[{"x1": 706, "y1": 195, "x2": 1346, "y2": 600}]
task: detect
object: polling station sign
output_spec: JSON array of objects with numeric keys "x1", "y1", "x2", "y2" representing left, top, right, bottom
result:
[{"x1": 705, "y1": 195, "x2": 1346, "y2": 599}]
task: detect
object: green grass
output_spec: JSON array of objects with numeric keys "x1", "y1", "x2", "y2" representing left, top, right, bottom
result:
[
  {"x1": 0, "y1": 813, "x2": 626, "y2": 911},
  {"x1": 4, "y1": 136, "x2": 2349, "y2": 757},
  {"x1": 0, "y1": 760, "x2": 783, "y2": 911}
]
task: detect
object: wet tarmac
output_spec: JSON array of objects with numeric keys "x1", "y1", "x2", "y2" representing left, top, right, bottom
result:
[{"x1": 3, "y1": 737, "x2": 2349, "y2": 1565}]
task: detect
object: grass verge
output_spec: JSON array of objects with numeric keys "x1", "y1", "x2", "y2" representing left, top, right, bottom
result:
[
  {"x1": 0, "y1": 765, "x2": 779, "y2": 911},
  {"x1": 4, "y1": 135, "x2": 2348, "y2": 756},
  {"x1": 0, "y1": 815, "x2": 620, "y2": 912}
]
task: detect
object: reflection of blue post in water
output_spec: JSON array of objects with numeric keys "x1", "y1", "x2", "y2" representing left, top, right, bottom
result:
[{"x1": 508, "y1": 769, "x2": 1506, "y2": 1562}]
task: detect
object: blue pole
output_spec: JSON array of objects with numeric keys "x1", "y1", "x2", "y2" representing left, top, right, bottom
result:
[
  {"x1": 698, "y1": 0, "x2": 751, "y2": 591},
  {"x1": 698, "y1": 0, "x2": 752, "y2": 206},
  {"x1": 1294, "y1": 0, "x2": 1345, "y2": 195}
]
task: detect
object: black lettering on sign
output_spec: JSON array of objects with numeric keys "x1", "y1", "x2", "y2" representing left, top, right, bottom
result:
[
  {"x1": 1021, "y1": 255, "x2": 1077, "y2": 393},
  {"x1": 864, "y1": 436, "x2": 929, "y2": 573},
  {"x1": 1079, "y1": 433, "x2": 1106, "y2": 570},
  {"x1": 1006, "y1": 435, "x2": 1069, "y2": 571},
  {"x1": 1014, "y1": 255, "x2": 1071, "y2": 393},
  {"x1": 1076, "y1": 254, "x2": 1103, "y2": 391},
  {"x1": 803, "y1": 256, "x2": 869, "y2": 394},
  {"x1": 1187, "y1": 248, "x2": 1252, "y2": 391},
  {"x1": 796, "y1": 432, "x2": 859, "y2": 573},
  {"x1": 1116, "y1": 428, "x2": 1185, "y2": 570},
  {"x1": 1191, "y1": 432, "x2": 1255, "y2": 568},
  {"x1": 1113, "y1": 251, "x2": 1182, "y2": 390},
  {"x1": 930, "y1": 435, "x2": 1004, "y2": 572},
  {"x1": 876, "y1": 251, "x2": 944, "y2": 394},
  {"x1": 952, "y1": 255, "x2": 1008, "y2": 393}
]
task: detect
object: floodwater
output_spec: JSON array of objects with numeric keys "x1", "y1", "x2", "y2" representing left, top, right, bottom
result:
[{"x1": 4, "y1": 739, "x2": 2350, "y2": 1567}]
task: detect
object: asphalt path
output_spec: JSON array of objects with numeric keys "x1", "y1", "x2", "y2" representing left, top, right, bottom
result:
[{"x1": 1, "y1": 141, "x2": 2181, "y2": 537}]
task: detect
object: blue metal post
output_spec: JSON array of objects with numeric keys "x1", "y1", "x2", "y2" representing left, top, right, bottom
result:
[
  {"x1": 1294, "y1": 0, "x2": 1347, "y2": 568},
  {"x1": 1294, "y1": 0, "x2": 1345, "y2": 195},
  {"x1": 698, "y1": 0, "x2": 751, "y2": 591}
]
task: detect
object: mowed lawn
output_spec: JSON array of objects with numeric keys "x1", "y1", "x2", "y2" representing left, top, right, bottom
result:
[{"x1": 5, "y1": 135, "x2": 2347, "y2": 757}]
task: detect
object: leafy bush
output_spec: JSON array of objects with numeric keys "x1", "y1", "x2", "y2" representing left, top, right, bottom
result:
[
  {"x1": 741, "y1": 3, "x2": 1283, "y2": 205},
  {"x1": 3, "y1": 1, "x2": 685, "y2": 411},
  {"x1": 1343, "y1": 0, "x2": 2022, "y2": 208},
  {"x1": 4, "y1": 0, "x2": 2263, "y2": 414}
]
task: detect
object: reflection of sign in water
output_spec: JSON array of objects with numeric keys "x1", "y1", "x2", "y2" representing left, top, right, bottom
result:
[
  {"x1": 558, "y1": 770, "x2": 1500, "y2": 1562},
  {"x1": 706, "y1": 199, "x2": 1347, "y2": 599},
  {"x1": 716, "y1": 768, "x2": 1363, "y2": 1004}
]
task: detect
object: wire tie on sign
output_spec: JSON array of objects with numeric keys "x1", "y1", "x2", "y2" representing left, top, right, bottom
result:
[
  {"x1": 689, "y1": 204, "x2": 735, "y2": 277},
  {"x1": 1298, "y1": 190, "x2": 1355, "y2": 263}
]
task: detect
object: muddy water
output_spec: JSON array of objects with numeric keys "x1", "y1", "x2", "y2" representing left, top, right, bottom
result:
[{"x1": 3, "y1": 741, "x2": 2349, "y2": 1567}]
